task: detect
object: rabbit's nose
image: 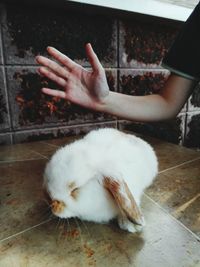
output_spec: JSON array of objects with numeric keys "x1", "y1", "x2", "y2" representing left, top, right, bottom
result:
[{"x1": 51, "y1": 200, "x2": 66, "y2": 214}]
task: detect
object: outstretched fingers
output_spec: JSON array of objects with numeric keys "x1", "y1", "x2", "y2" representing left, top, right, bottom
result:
[
  {"x1": 36, "y1": 55, "x2": 69, "y2": 80},
  {"x1": 47, "y1": 46, "x2": 77, "y2": 70},
  {"x1": 85, "y1": 43, "x2": 103, "y2": 73},
  {"x1": 38, "y1": 67, "x2": 67, "y2": 88},
  {"x1": 41, "y1": 88, "x2": 67, "y2": 99}
]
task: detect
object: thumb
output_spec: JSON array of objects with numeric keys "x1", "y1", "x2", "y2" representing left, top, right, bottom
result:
[{"x1": 85, "y1": 43, "x2": 103, "y2": 73}]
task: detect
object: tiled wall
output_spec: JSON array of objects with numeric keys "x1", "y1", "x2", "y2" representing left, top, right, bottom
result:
[{"x1": 0, "y1": 2, "x2": 200, "y2": 148}]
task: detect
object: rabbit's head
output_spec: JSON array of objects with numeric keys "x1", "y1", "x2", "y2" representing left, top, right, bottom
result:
[{"x1": 43, "y1": 141, "x2": 99, "y2": 219}]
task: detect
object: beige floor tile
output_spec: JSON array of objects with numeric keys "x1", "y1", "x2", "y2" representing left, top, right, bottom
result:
[
  {"x1": 42, "y1": 135, "x2": 83, "y2": 147},
  {"x1": 0, "y1": 159, "x2": 48, "y2": 241},
  {"x1": 1, "y1": 134, "x2": 200, "y2": 266},
  {"x1": 146, "y1": 158, "x2": 200, "y2": 236},
  {"x1": 24, "y1": 141, "x2": 59, "y2": 159},
  {"x1": 142, "y1": 135, "x2": 200, "y2": 171},
  {"x1": 0, "y1": 195, "x2": 199, "y2": 267},
  {"x1": 0, "y1": 144, "x2": 42, "y2": 162}
]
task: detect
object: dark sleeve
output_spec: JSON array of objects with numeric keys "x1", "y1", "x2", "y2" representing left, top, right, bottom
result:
[{"x1": 162, "y1": 3, "x2": 200, "y2": 81}]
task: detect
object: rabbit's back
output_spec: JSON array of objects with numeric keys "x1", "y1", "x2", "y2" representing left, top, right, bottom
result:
[
  {"x1": 85, "y1": 128, "x2": 156, "y2": 168},
  {"x1": 84, "y1": 128, "x2": 158, "y2": 202}
]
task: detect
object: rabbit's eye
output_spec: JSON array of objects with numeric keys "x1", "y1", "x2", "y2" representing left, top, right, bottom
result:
[
  {"x1": 68, "y1": 182, "x2": 76, "y2": 189},
  {"x1": 71, "y1": 188, "x2": 79, "y2": 199}
]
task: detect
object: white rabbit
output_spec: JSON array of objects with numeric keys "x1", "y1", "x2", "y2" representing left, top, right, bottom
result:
[{"x1": 43, "y1": 128, "x2": 158, "y2": 233}]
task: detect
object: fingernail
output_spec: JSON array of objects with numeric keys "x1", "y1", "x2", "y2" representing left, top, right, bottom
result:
[
  {"x1": 47, "y1": 46, "x2": 52, "y2": 51},
  {"x1": 47, "y1": 46, "x2": 55, "y2": 51}
]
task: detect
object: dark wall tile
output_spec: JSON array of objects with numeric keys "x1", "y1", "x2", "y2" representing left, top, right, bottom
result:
[
  {"x1": 13, "y1": 121, "x2": 117, "y2": 144},
  {"x1": 188, "y1": 83, "x2": 200, "y2": 112},
  {"x1": 2, "y1": 4, "x2": 117, "y2": 67},
  {"x1": 0, "y1": 67, "x2": 10, "y2": 132},
  {"x1": 0, "y1": 29, "x2": 3, "y2": 65},
  {"x1": 185, "y1": 113, "x2": 200, "y2": 148},
  {"x1": 119, "y1": 69, "x2": 169, "y2": 94},
  {"x1": 119, "y1": 20, "x2": 179, "y2": 68},
  {"x1": 6, "y1": 67, "x2": 117, "y2": 130},
  {"x1": 0, "y1": 4, "x2": 4, "y2": 65},
  {"x1": 119, "y1": 113, "x2": 186, "y2": 145},
  {"x1": 0, "y1": 133, "x2": 12, "y2": 145},
  {"x1": 105, "y1": 69, "x2": 118, "y2": 93},
  {"x1": 0, "y1": 3, "x2": 196, "y2": 149}
]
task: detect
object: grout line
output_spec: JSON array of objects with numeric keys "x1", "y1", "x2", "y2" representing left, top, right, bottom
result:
[
  {"x1": 144, "y1": 193, "x2": 200, "y2": 242},
  {"x1": 172, "y1": 193, "x2": 200, "y2": 217},
  {"x1": 0, "y1": 46, "x2": 12, "y2": 142},
  {"x1": 0, "y1": 218, "x2": 53, "y2": 243},
  {"x1": 5, "y1": 64, "x2": 166, "y2": 71},
  {"x1": 116, "y1": 19, "x2": 120, "y2": 70},
  {"x1": 158, "y1": 156, "x2": 200, "y2": 174},
  {"x1": 40, "y1": 141, "x2": 60, "y2": 148},
  {"x1": 9, "y1": 120, "x2": 117, "y2": 134},
  {"x1": 0, "y1": 11, "x2": 14, "y2": 143},
  {"x1": 183, "y1": 101, "x2": 189, "y2": 145},
  {"x1": 29, "y1": 149, "x2": 49, "y2": 160},
  {"x1": 0, "y1": 157, "x2": 45, "y2": 164}
]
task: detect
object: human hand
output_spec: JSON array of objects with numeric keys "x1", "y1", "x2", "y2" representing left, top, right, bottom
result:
[{"x1": 35, "y1": 43, "x2": 110, "y2": 111}]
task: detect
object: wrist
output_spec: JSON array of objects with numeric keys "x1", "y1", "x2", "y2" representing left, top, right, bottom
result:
[{"x1": 94, "y1": 91, "x2": 115, "y2": 113}]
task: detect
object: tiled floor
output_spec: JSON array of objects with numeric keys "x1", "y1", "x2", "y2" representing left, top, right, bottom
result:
[{"x1": 0, "y1": 134, "x2": 200, "y2": 267}]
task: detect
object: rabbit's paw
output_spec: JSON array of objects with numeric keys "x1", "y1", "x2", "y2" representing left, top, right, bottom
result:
[{"x1": 118, "y1": 216, "x2": 144, "y2": 233}]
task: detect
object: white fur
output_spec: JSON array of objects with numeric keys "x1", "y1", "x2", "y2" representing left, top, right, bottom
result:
[{"x1": 44, "y1": 128, "x2": 158, "y2": 232}]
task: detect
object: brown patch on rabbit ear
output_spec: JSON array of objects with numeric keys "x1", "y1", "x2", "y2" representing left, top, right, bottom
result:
[{"x1": 103, "y1": 176, "x2": 144, "y2": 226}]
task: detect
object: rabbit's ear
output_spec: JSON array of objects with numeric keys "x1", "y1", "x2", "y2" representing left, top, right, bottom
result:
[{"x1": 103, "y1": 176, "x2": 144, "y2": 226}]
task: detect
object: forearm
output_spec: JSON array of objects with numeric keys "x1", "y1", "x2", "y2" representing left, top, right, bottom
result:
[
  {"x1": 97, "y1": 74, "x2": 196, "y2": 122},
  {"x1": 98, "y1": 92, "x2": 174, "y2": 122}
]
